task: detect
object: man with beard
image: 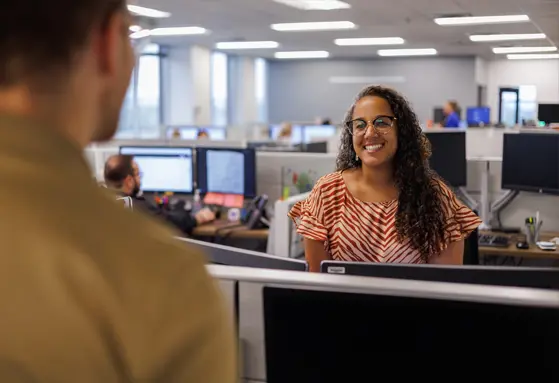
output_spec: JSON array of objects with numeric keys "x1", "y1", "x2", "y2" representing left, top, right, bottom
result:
[
  {"x1": 104, "y1": 154, "x2": 215, "y2": 234},
  {"x1": 0, "y1": 0, "x2": 236, "y2": 381}
]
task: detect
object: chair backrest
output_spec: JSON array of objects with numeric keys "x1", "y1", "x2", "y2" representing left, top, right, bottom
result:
[
  {"x1": 463, "y1": 222, "x2": 480, "y2": 265},
  {"x1": 116, "y1": 196, "x2": 134, "y2": 211}
]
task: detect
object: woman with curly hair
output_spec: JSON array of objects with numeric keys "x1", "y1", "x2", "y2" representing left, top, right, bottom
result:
[{"x1": 289, "y1": 85, "x2": 481, "y2": 271}]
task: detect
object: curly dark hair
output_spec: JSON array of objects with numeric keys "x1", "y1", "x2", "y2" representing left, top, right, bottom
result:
[{"x1": 336, "y1": 85, "x2": 447, "y2": 261}]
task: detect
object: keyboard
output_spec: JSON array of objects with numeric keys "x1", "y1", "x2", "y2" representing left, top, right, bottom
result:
[{"x1": 478, "y1": 234, "x2": 510, "y2": 248}]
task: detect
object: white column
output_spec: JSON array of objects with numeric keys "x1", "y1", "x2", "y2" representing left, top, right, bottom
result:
[
  {"x1": 229, "y1": 56, "x2": 259, "y2": 125},
  {"x1": 190, "y1": 45, "x2": 212, "y2": 125}
]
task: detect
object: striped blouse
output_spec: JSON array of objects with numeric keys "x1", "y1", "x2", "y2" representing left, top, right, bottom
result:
[{"x1": 288, "y1": 171, "x2": 481, "y2": 264}]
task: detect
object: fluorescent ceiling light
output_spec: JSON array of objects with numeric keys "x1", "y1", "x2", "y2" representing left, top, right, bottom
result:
[
  {"x1": 150, "y1": 27, "x2": 207, "y2": 36},
  {"x1": 377, "y1": 48, "x2": 437, "y2": 57},
  {"x1": 129, "y1": 25, "x2": 142, "y2": 33},
  {"x1": 216, "y1": 41, "x2": 279, "y2": 49},
  {"x1": 435, "y1": 14, "x2": 529, "y2": 26},
  {"x1": 271, "y1": 21, "x2": 356, "y2": 31},
  {"x1": 275, "y1": 50, "x2": 330, "y2": 59},
  {"x1": 507, "y1": 53, "x2": 559, "y2": 60},
  {"x1": 493, "y1": 46, "x2": 557, "y2": 54},
  {"x1": 130, "y1": 29, "x2": 151, "y2": 39},
  {"x1": 470, "y1": 33, "x2": 546, "y2": 42},
  {"x1": 273, "y1": 0, "x2": 351, "y2": 10},
  {"x1": 127, "y1": 5, "x2": 171, "y2": 18},
  {"x1": 335, "y1": 37, "x2": 404, "y2": 46}
]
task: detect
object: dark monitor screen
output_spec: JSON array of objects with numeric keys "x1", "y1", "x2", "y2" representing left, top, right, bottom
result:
[
  {"x1": 119, "y1": 146, "x2": 194, "y2": 194},
  {"x1": 195, "y1": 147, "x2": 257, "y2": 198},
  {"x1": 538, "y1": 104, "x2": 559, "y2": 124},
  {"x1": 264, "y1": 286, "x2": 559, "y2": 382},
  {"x1": 182, "y1": 239, "x2": 307, "y2": 271},
  {"x1": 502, "y1": 133, "x2": 559, "y2": 194},
  {"x1": 466, "y1": 107, "x2": 490, "y2": 125},
  {"x1": 320, "y1": 262, "x2": 559, "y2": 289},
  {"x1": 433, "y1": 107, "x2": 445, "y2": 124},
  {"x1": 424, "y1": 132, "x2": 467, "y2": 186}
]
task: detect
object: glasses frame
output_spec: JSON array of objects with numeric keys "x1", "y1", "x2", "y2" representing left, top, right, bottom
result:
[{"x1": 346, "y1": 116, "x2": 397, "y2": 136}]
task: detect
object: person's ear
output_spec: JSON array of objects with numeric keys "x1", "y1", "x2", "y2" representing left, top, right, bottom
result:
[{"x1": 94, "y1": 9, "x2": 128, "y2": 78}]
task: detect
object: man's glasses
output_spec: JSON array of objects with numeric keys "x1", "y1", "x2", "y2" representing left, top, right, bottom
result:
[{"x1": 346, "y1": 116, "x2": 397, "y2": 136}]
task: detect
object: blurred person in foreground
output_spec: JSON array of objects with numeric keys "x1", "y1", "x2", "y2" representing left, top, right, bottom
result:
[{"x1": 0, "y1": 1, "x2": 236, "y2": 382}]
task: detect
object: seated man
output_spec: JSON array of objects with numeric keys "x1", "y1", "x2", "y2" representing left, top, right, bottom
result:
[{"x1": 104, "y1": 154, "x2": 215, "y2": 235}]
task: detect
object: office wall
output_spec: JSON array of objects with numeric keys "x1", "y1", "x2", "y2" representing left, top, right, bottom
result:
[
  {"x1": 486, "y1": 59, "x2": 559, "y2": 120},
  {"x1": 267, "y1": 57, "x2": 477, "y2": 123}
]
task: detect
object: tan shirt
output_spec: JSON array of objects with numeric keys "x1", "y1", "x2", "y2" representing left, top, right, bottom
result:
[{"x1": 0, "y1": 114, "x2": 236, "y2": 382}]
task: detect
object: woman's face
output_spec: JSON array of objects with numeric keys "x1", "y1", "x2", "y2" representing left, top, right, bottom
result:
[
  {"x1": 351, "y1": 96, "x2": 398, "y2": 169},
  {"x1": 443, "y1": 102, "x2": 453, "y2": 116}
]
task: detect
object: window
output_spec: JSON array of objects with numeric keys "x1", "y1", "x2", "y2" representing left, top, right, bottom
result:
[
  {"x1": 255, "y1": 58, "x2": 268, "y2": 122},
  {"x1": 519, "y1": 85, "x2": 537, "y2": 123},
  {"x1": 211, "y1": 52, "x2": 228, "y2": 126},
  {"x1": 117, "y1": 44, "x2": 163, "y2": 138}
]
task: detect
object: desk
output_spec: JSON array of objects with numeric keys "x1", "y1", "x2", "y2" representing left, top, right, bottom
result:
[
  {"x1": 479, "y1": 231, "x2": 559, "y2": 261},
  {"x1": 193, "y1": 220, "x2": 269, "y2": 240}
]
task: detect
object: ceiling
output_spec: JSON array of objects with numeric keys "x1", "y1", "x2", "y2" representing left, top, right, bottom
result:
[{"x1": 134, "y1": 0, "x2": 559, "y2": 59}]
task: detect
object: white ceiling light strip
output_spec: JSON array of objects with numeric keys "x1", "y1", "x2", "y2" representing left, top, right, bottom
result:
[
  {"x1": 150, "y1": 27, "x2": 208, "y2": 36},
  {"x1": 493, "y1": 46, "x2": 557, "y2": 54},
  {"x1": 216, "y1": 41, "x2": 279, "y2": 49},
  {"x1": 507, "y1": 53, "x2": 559, "y2": 60},
  {"x1": 335, "y1": 37, "x2": 404, "y2": 46},
  {"x1": 435, "y1": 14, "x2": 529, "y2": 26},
  {"x1": 271, "y1": 21, "x2": 356, "y2": 31},
  {"x1": 377, "y1": 48, "x2": 437, "y2": 57},
  {"x1": 275, "y1": 51, "x2": 330, "y2": 59},
  {"x1": 273, "y1": 0, "x2": 351, "y2": 10},
  {"x1": 127, "y1": 5, "x2": 171, "y2": 18},
  {"x1": 470, "y1": 33, "x2": 546, "y2": 42}
]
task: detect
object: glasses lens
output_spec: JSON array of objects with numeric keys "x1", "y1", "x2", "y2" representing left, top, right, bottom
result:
[
  {"x1": 351, "y1": 119, "x2": 367, "y2": 135},
  {"x1": 373, "y1": 116, "x2": 393, "y2": 130}
]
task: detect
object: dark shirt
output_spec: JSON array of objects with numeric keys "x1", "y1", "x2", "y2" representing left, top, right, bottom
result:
[{"x1": 126, "y1": 193, "x2": 198, "y2": 236}]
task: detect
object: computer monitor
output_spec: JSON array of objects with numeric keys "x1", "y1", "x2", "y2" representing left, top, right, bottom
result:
[
  {"x1": 433, "y1": 107, "x2": 445, "y2": 124},
  {"x1": 466, "y1": 106, "x2": 490, "y2": 125},
  {"x1": 269, "y1": 125, "x2": 303, "y2": 143},
  {"x1": 538, "y1": 104, "x2": 559, "y2": 124},
  {"x1": 195, "y1": 147, "x2": 257, "y2": 198},
  {"x1": 166, "y1": 126, "x2": 199, "y2": 139},
  {"x1": 502, "y1": 132, "x2": 559, "y2": 194},
  {"x1": 424, "y1": 131, "x2": 467, "y2": 186},
  {"x1": 119, "y1": 146, "x2": 194, "y2": 194},
  {"x1": 263, "y1": 283, "x2": 559, "y2": 382},
  {"x1": 179, "y1": 238, "x2": 307, "y2": 271},
  {"x1": 302, "y1": 125, "x2": 337, "y2": 143},
  {"x1": 203, "y1": 127, "x2": 227, "y2": 140},
  {"x1": 320, "y1": 262, "x2": 559, "y2": 289}
]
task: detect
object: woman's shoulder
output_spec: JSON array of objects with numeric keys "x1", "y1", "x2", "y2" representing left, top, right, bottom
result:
[{"x1": 314, "y1": 171, "x2": 345, "y2": 190}]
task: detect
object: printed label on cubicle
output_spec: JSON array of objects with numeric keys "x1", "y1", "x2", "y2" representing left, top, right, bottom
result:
[{"x1": 327, "y1": 266, "x2": 346, "y2": 274}]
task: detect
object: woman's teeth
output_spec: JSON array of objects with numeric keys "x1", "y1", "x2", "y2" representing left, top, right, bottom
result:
[{"x1": 364, "y1": 144, "x2": 384, "y2": 153}]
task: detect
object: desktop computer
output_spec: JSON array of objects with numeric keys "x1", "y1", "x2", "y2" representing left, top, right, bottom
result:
[
  {"x1": 302, "y1": 125, "x2": 337, "y2": 143},
  {"x1": 466, "y1": 106, "x2": 490, "y2": 126},
  {"x1": 320, "y1": 261, "x2": 559, "y2": 289},
  {"x1": 119, "y1": 146, "x2": 194, "y2": 194},
  {"x1": 424, "y1": 131, "x2": 467, "y2": 186},
  {"x1": 264, "y1": 284, "x2": 559, "y2": 382},
  {"x1": 195, "y1": 147, "x2": 257, "y2": 198},
  {"x1": 538, "y1": 103, "x2": 559, "y2": 125},
  {"x1": 502, "y1": 132, "x2": 559, "y2": 194}
]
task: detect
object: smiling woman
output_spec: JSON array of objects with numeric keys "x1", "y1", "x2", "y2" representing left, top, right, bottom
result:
[{"x1": 288, "y1": 85, "x2": 481, "y2": 272}]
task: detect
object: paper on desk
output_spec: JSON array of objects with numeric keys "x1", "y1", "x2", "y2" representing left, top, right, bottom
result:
[
  {"x1": 223, "y1": 194, "x2": 244, "y2": 208},
  {"x1": 203, "y1": 192, "x2": 225, "y2": 205},
  {"x1": 203, "y1": 192, "x2": 244, "y2": 208}
]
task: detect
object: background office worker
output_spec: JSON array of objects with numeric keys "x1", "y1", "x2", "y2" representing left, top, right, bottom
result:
[
  {"x1": 290, "y1": 86, "x2": 481, "y2": 272},
  {"x1": 443, "y1": 100, "x2": 462, "y2": 128},
  {"x1": 104, "y1": 154, "x2": 216, "y2": 234},
  {"x1": 0, "y1": 1, "x2": 235, "y2": 381}
]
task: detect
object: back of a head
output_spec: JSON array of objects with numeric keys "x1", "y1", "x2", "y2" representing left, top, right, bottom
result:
[
  {"x1": 2, "y1": 0, "x2": 134, "y2": 144},
  {"x1": 104, "y1": 154, "x2": 134, "y2": 188}
]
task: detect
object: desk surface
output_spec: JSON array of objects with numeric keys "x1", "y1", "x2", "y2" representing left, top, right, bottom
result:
[
  {"x1": 192, "y1": 220, "x2": 269, "y2": 240},
  {"x1": 479, "y1": 231, "x2": 559, "y2": 259}
]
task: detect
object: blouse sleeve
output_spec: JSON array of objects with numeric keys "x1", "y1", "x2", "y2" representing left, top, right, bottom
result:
[
  {"x1": 436, "y1": 180, "x2": 482, "y2": 245},
  {"x1": 288, "y1": 179, "x2": 328, "y2": 242}
]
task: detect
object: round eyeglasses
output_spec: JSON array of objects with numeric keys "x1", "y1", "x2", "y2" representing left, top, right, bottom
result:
[{"x1": 346, "y1": 116, "x2": 397, "y2": 136}]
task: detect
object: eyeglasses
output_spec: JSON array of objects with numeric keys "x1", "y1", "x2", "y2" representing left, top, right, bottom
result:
[{"x1": 346, "y1": 116, "x2": 397, "y2": 136}]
